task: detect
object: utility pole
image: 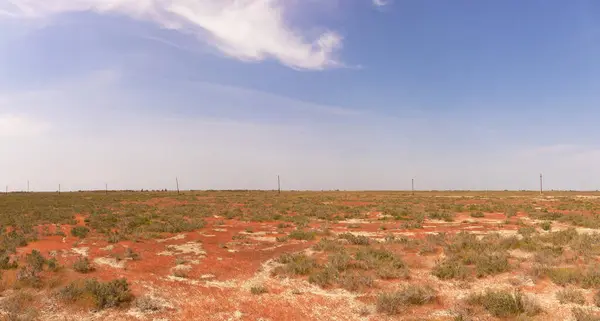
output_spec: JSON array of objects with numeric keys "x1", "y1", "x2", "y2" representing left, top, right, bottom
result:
[
  {"x1": 277, "y1": 175, "x2": 281, "y2": 194},
  {"x1": 540, "y1": 173, "x2": 543, "y2": 195},
  {"x1": 58, "y1": 184, "x2": 61, "y2": 194},
  {"x1": 176, "y1": 177, "x2": 180, "y2": 195},
  {"x1": 105, "y1": 183, "x2": 108, "y2": 195},
  {"x1": 411, "y1": 178, "x2": 415, "y2": 195}
]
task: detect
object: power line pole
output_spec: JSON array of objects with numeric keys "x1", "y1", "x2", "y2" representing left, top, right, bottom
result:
[
  {"x1": 58, "y1": 184, "x2": 61, "y2": 194},
  {"x1": 105, "y1": 183, "x2": 108, "y2": 195},
  {"x1": 176, "y1": 177, "x2": 180, "y2": 195},
  {"x1": 540, "y1": 173, "x2": 543, "y2": 195},
  {"x1": 411, "y1": 178, "x2": 415, "y2": 195},
  {"x1": 277, "y1": 175, "x2": 281, "y2": 194}
]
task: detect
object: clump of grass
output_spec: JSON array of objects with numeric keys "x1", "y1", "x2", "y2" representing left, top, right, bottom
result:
[
  {"x1": 376, "y1": 285, "x2": 436, "y2": 315},
  {"x1": 594, "y1": 290, "x2": 600, "y2": 307},
  {"x1": 72, "y1": 257, "x2": 94, "y2": 273},
  {"x1": 540, "y1": 221, "x2": 552, "y2": 231},
  {"x1": 573, "y1": 307, "x2": 600, "y2": 321},
  {"x1": 288, "y1": 230, "x2": 316, "y2": 241},
  {"x1": 428, "y1": 211, "x2": 455, "y2": 222},
  {"x1": 2, "y1": 290, "x2": 38, "y2": 321},
  {"x1": 276, "y1": 236, "x2": 289, "y2": 242},
  {"x1": 432, "y1": 259, "x2": 469, "y2": 280},
  {"x1": 338, "y1": 233, "x2": 370, "y2": 245},
  {"x1": 557, "y1": 287, "x2": 585, "y2": 305},
  {"x1": 60, "y1": 278, "x2": 133, "y2": 310},
  {"x1": 250, "y1": 285, "x2": 268, "y2": 295},
  {"x1": 467, "y1": 290, "x2": 540, "y2": 318},
  {"x1": 134, "y1": 296, "x2": 163, "y2": 312},
  {"x1": 338, "y1": 273, "x2": 374, "y2": 292},
  {"x1": 71, "y1": 226, "x2": 90, "y2": 239},
  {"x1": 474, "y1": 252, "x2": 510, "y2": 277},
  {"x1": 308, "y1": 266, "x2": 339, "y2": 287},
  {"x1": 546, "y1": 267, "x2": 583, "y2": 286},
  {"x1": 313, "y1": 238, "x2": 344, "y2": 252},
  {"x1": 275, "y1": 253, "x2": 318, "y2": 276},
  {"x1": 470, "y1": 212, "x2": 484, "y2": 218},
  {"x1": 355, "y1": 247, "x2": 407, "y2": 279}
]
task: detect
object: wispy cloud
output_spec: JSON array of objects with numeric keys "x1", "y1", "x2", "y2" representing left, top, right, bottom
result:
[
  {"x1": 372, "y1": 0, "x2": 390, "y2": 8},
  {"x1": 0, "y1": 114, "x2": 50, "y2": 137},
  {"x1": 1, "y1": 0, "x2": 343, "y2": 70}
]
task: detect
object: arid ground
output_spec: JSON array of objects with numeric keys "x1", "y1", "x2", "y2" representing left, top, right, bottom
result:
[{"x1": 2, "y1": 191, "x2": 600, "y2": 320}]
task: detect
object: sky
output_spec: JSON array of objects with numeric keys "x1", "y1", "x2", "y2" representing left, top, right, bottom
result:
[{"x1": 0, "y1": 0, "x2": 599, "y2": 191}]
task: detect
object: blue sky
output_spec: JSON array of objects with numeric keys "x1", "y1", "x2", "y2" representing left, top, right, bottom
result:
[{"x1": 0, "y1": 0, "x2": 599, "y2": 191}]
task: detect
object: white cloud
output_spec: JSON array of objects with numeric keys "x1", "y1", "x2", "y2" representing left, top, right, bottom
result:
[
  {"x1": 372, "y1": 0, "x2": 390, "y2": 7},
  {"x1": 0, "y1": 114, "x2": 50, "y2": 137},
  {"x1": 1, "y1": 0, "x2": 343, "y2": 70}
]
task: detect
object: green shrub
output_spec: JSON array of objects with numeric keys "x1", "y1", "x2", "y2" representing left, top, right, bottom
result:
[
  {"x1": 71, "y1": 226, "x2": 90, "y2": 239},
  {"x1": 288, "y1": 230, "x2": 316, "y2": 241},
  {"x1": 72, "y1": 257, "x2": 94, "y2": 273},
  {"x1": 85, "y1": 278, "x2": 133, "y2": 309},
  {"x1": 475, "y1": 252, "x2": 510, "y2": 277},
  {"x1": 540, "y1": 221, "x2": 552, "y2": 231},
  {"x1": 470, "y1": 212, "x2": 484, "y2": 218},
  {"x1": 468, "y1": 290, "x2": 522, "y2": 317},
  {"x1": 276, "y1": 253, "x2": 317, "y2": 275},
  {"x1": 432, "y1": 259, "x2": 468, "y2": 280},
  {"x1": 25, "y1": 250, "x2": 46, "y2": 273}
]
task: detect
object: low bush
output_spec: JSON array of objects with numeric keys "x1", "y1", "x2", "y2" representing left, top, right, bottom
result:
[
  {"x1": 557, "y1": 287, "x2": 585, "y2": 305},
  {"x1": 60, "y1": 278, "x2": 133, "y2": 310},
  {"x1": 73, "y1": 257, "x2": 94, "y2": 273},
  {"x1": 468, "y1": 290, "x2": 540, "y2": 318},
  {"x1": 71, "y1": 226, "x2": 90, "y2": 239},
  {"x1": 376, "y1": 285, "x2": 436, "y2": 315}
]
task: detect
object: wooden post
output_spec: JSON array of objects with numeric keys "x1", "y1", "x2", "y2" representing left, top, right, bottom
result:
[
  {"x1": 411, "y1": 178, "x2": 414, "y2": 195},
  {"x1": 277, "y1": 175, "x2": 281, "y2": 194},
  {"x1": 176, "y1": 177, "x2": 180, "y2": 195}
]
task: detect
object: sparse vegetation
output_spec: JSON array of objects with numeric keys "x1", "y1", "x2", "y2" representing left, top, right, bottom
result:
[
  {"x1": 377, "y1": 285, "x2": 437, "y2": 315},
  {"x1": 60, "y1": 278, "x2": 133, "y2": 309},
  {"x1": 73, "y1": 257, "x2": 95, "y2": 273}
]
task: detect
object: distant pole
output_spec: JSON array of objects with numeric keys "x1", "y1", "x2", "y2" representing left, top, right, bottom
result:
[
  {"x1": 540, "y1": 173, "x2": 543, "y2": 195},
  {"x1": 58, "y1": 184, "x2": 61, "y2": 194},
  {"x1": 176, "y1": 177, "x2": 180, "y2": 195},
  {"x1": 105, "y1": 183, "x2": 108, "y2": 195},
  {"x1": 411, "y1": 178, "x2": 415, "y2": 195},
  {"x1": 5, "y1": 186, "x2": 7, "y2": 194},
  {"x1": 27, "y1": 180, "x2": 29, "y2": 193},
  {"x1": 277, "y1": 175, "x2": 281, "y2": 194}
]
